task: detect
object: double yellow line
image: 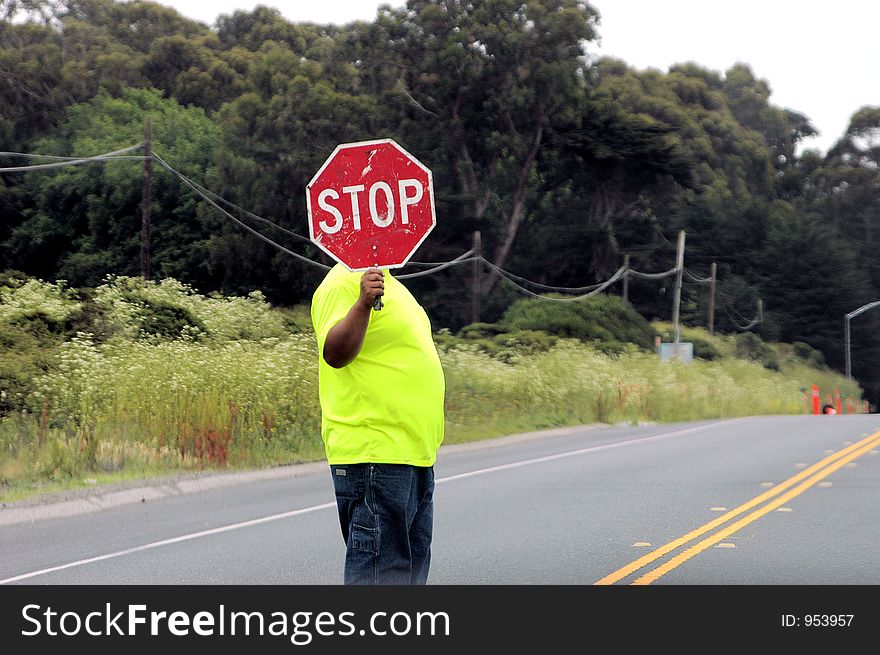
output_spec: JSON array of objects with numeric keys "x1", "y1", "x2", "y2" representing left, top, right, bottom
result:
[{"x1": 595, "y1": 428, "x2": 880, "y2": 585}]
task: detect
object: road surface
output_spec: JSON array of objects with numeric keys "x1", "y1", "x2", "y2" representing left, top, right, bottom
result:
[{"x1": 2, "y1": 415, "x2": 878, "y2": 584}]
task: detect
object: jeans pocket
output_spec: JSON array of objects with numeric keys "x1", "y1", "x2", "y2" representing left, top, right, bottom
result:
[
  {"x1": 350, "y1": 499, "x2": 379, "y2": 554},
  {"x1": 331, "y1": 464, "x2": 363, "y2": 499}
]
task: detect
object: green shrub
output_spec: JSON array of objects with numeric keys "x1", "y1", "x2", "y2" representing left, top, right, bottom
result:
[
  {"x1": 762, "y1": 355, "x2": 780, "y2": 371},
  {"x1": 590, "y1": 339, "x2": 636, "y2": 356},
  {"x1": 500, "y1": 295, "x2": 656, "y2": 350},
  {"x1": 458, "y1": 322, "x2": 509, "y2": 340},
  {"x1": 690, "y1": 336, "x2": 722, "y2": 360},
  {"x1": 792, "y1": 341, "x2": 826, "y2": 369},
  {"x1": 135, "y1": 297, "x2": 206, "y2": 339},
  {"x1": 39, "y1": 437, "x2": 81, "y2": 481},
  {"x1": 492, "y1": 329, "x2": 557, "y2": 354},
  {"x1": 94, "y1": 276, "x2": 288, "y2": 341},
  {"x1": 0, "y1": 324, "x2": 54, "y2": 413},
  {"x1": 431, "y1": 329, "x2": 459, "y2": 349},
  {"x1": 734, "y1": 332, "x2": 779, "y2": 370},
  {"x1": 276, "y1": 305, "x2": 312, "y2": 334},
  {"x1": 424, "y1": 327, "x2": 558, "y2": 363},
  {"x1": 0, "y1": 278, "x2": 82, "y2": 327},
  {"x1": 0, "y1": 270, "x2": 29, "y2": 288},
  {"x1": 734, "y1": 332, "x2": 761, "y2": 359}
]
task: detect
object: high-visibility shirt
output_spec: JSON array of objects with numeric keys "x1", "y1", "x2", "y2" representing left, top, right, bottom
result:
[{"x1": 310, "y1": 264, "x2": 445, "y2": 466}]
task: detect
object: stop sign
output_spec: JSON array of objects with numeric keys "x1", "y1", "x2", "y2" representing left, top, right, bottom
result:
[{"x1": 306, "y1": 139, "x2": 436, "y2": 271}]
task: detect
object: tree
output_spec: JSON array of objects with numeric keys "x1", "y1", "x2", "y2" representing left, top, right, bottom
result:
[
  {"x1": 811, "y1": 106, "x2": 880, "y2": 281},
  {"x1": 1, "y1": 0, "x2": 878, "y2": 404},
  {"x1": 790, "y1": 106, "x2": 880, "y2": 400},
  {"x1": 365, "y1": 0, "x2": 599, "y2": 295},
  {"x1": 756, "y1": 210, "x2": 874, "y2": 369},
  {"x1": 6, "y1": 88, "x2": 222, "y2": 288},
  {"x1": 532, "y1": 81, "x2": 696, "y2": 282}
]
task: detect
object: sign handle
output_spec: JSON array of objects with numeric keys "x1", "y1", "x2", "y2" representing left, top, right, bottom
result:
[{"x1": 373, "y1": 296, "x2": 383, "y2": 311}]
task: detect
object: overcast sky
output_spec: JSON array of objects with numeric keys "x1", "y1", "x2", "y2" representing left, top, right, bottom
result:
[{"x1": 149, "y1": 0, "x2": 880, "y2": 154}]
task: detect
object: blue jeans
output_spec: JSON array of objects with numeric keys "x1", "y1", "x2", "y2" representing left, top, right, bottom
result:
[{"x1": 330, "y1": 463, "x2": 435, "y2": 585}]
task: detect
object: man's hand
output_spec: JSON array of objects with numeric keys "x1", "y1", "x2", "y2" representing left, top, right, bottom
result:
[
  {"x1": 359, "y1": 268, "x2": 384, "y2": 310},
  {"x1": 323, "y1": 268, "x2": 384, "y2": 369}
]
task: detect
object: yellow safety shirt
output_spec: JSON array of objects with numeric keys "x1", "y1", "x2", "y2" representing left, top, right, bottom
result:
[{"x1": 310, "y1": 264, "x2": 445, "y2": 466}]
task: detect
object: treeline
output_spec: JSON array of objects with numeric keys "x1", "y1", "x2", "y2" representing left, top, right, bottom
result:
[{"x1": 1, "y1": 0, "x2": 879, "y2": 399}]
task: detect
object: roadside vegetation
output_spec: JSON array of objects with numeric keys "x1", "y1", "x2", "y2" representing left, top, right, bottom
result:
[{"x1": 0, "y1": 276, "x2": 859, "y2": 502}]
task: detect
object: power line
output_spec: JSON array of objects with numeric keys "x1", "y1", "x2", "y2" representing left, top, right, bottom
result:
[
  {"x1": 1, "y1": 144, "x2": 692, "y2": 298},
  {"x1": 156, "y1": 152, "x2": 482, "y2": 279},
  {"x1": 0, "y1": 151, "x2": 145, "y2": 161},
  {"x1": 158, "y1": 159, "x2": 315, "y2": 248},
  {"x1": 628, "y1": 266, "x2": 678, "y2": 280},
  {"x1": 407, "y1": 258, "x2": 475, "y2": 267},
  {"x1": 397, "y1": 252, "x2": 477, "y2": 279},
  {"x1": 717, "y1": 295, "x2": 762, "y2": 331},
  {"x1": 155, "y1": 155, "x2": 485, "y2": 280},
  {"x1": 475, "y1": 264, "x2": 612, "y2": 293},
  {"x1": 484, "y1": 259, "x2": 627, "y2": 302},
  {"x1": 470, "y1": 257, "x2": 670, "y2": 293},
  {"x1": 717, "y1": 290, "x2": 757, "y2": 324},
  {"x1": 0, "y1": 144, "x2": 144, "y2": 172},
  {"x1": 683, "y1": 267, "x2": 712, "y2": 284},
  {"x1": 154, "y1": 152, "x2": 635, "y2": 289},
  {"x1": 152, "y1": 152, "x2": 331, "y2": 271}
]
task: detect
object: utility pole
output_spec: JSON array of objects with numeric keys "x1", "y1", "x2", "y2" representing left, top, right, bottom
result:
[
  {"x1": 141, "y1": 115, "x2": 152, "y2": 280},
  {"x1": 471, "y1": 230, "x2": 481, "y2": 324},
  {"x1": 708, "y1": 261, "x2": 717, "y2": 335},
  {"x1": 622, "y1": 253, "x2": 630, "y2": 304},
  {"x1": 671, "y1": 230, "x2": 686, "y2": 348}
]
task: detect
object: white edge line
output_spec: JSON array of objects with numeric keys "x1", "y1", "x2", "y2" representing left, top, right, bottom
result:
[
  {"x1": 0, "y1": 502, "x2": 335, "y2": 585},
  {"x1": 435, "y1": 421, "x2": 730, "y2": 483},
  {"x1": 0, "y1": 420, "x2": 737, "y2": 584}
]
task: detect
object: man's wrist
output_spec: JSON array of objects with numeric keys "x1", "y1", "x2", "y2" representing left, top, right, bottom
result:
[{"x1": 353, "y1": 299, "x2": 373, "y2": 315}]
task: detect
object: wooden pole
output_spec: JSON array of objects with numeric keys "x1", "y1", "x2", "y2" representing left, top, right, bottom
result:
[
  {"x1": 671, "y1": 230, "x2": 686, "y2": 348},
  {"x1": 708, "y1": 261, "x2": 717, "y2": 335},
  {"x1": 141, "y1": 115, "x2": 152, "y2": 280},
  {"x1": 471, "y1": 230, "x2": 481, "y2": 324}
]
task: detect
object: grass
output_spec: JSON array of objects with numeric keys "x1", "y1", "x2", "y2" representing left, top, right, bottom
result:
[
  {"x1": 0, "y1": 276, "x2": 864, "y2": 503},
  {"x1": 0, "y1": 464, "x2": 184, "y2": 504}
]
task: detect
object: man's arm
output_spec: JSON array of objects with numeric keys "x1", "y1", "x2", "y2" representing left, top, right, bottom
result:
[{"x1": 322, "y1": 268, "x2": 384, "y2": 368}]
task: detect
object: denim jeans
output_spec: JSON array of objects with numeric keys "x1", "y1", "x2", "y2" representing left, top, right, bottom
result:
[{"x1": 330, "y1": 463, "x2": 435, "y2": 585}]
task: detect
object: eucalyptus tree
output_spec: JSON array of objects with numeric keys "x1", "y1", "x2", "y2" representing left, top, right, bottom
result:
[{"x1": 356, "y1": 0, "x2": 600, "y2": 294}]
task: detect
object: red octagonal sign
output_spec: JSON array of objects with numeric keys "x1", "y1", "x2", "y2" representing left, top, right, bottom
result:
[{"x1": 306, "y1": 139, "x2": 436, "y2": 271}]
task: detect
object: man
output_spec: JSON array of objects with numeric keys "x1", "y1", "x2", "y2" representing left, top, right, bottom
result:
[{"x1": 311, "y1": 265, "x2": 445, "y2": 585}]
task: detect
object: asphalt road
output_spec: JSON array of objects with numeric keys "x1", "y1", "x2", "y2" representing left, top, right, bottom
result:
[{"x1": 2, "y1": 415, "x2": 879, "y2": 585}]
